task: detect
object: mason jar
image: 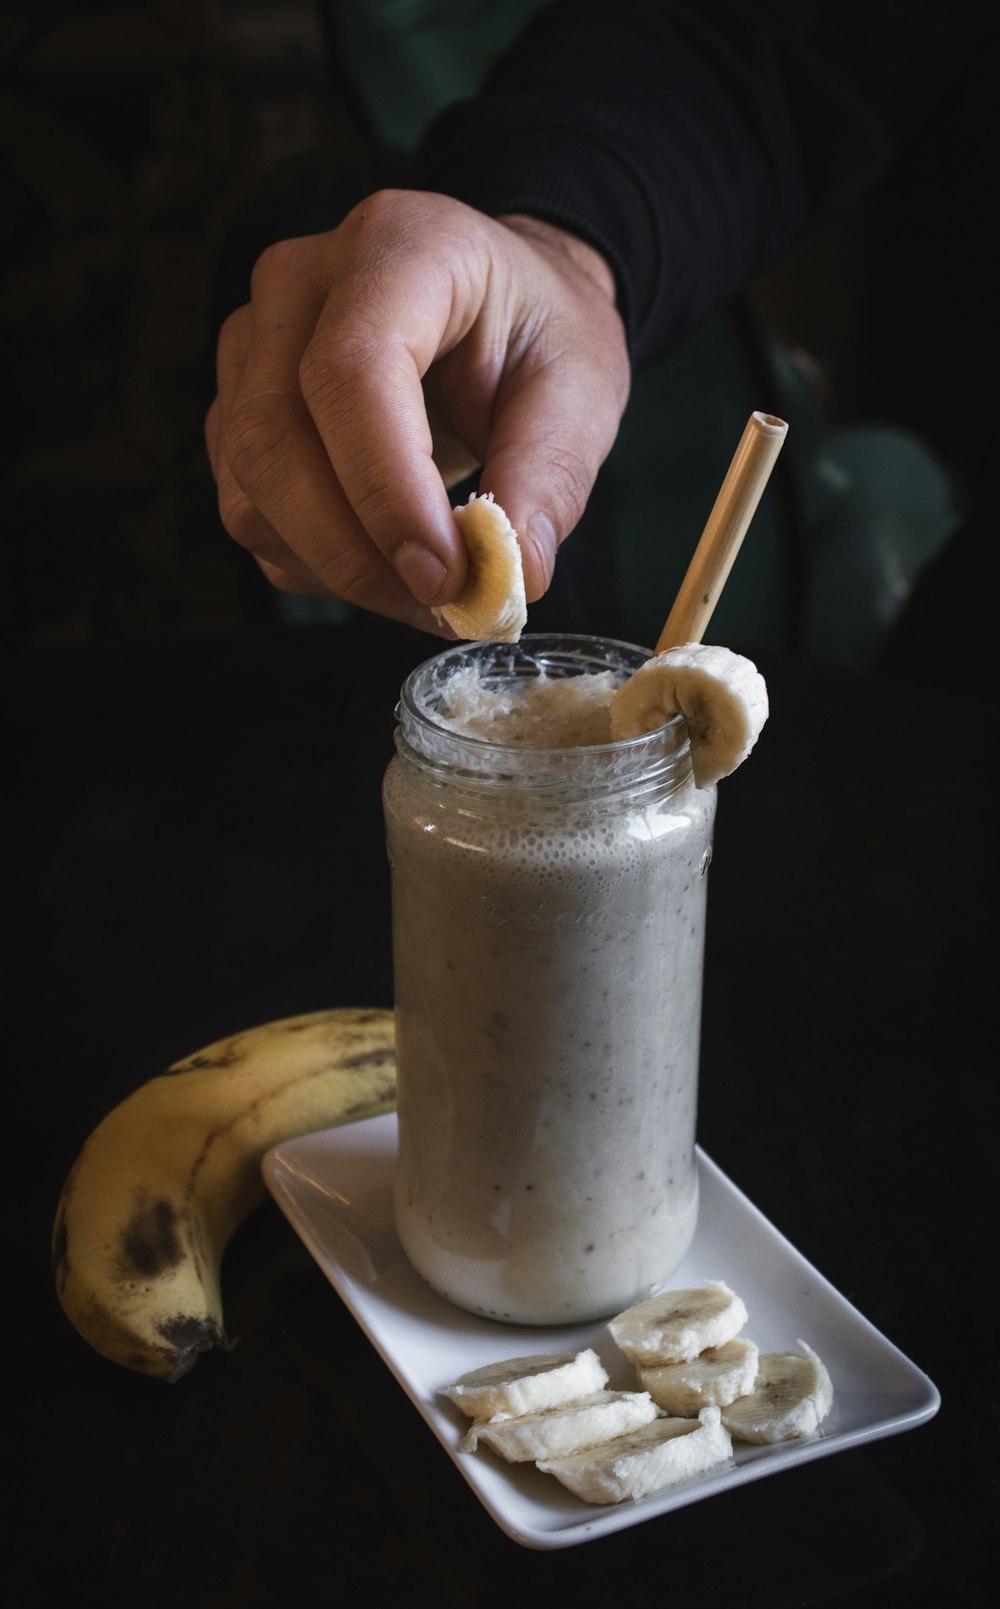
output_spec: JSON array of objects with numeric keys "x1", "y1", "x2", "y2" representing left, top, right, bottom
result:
[{"x1": 382, "y1": 634, "x2": 715, "y2": 1325}]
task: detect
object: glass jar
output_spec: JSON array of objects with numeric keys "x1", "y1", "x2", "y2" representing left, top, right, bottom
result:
[{"x1": 382, "y1": 634, "x2": 715, "y2": 1325}]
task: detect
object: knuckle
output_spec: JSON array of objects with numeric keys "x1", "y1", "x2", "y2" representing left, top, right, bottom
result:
[
  {"x1": 541, "y1": 446, "x2": 595, "y2": 535},
  {"x1": 249, "y1": 234, "x2": 312, "y2": 296},
  {"x1": 217, "y1": 486, "x2": 265, "y2": 554},
  {"x1": 297, "y1": 329, "x2": 388, "y2": 457},
  {"x1": 216, "y1": 303, "x2": 250, "y2": 358},
  {"x1": 345, "y1": 464, "x2": 397, "y2": 528},
  {"x1": 214, "y1": 466, "x2": 281, "y2": 563},
  {"x1": 298, "y1": 317, "x2": 379, "y2": 402},
  {"x1": 257, "y1": 559, "x2": 310, "y2": 597},
  {"x1": 313, "y1": 543, "x2": 384, "y2": 607},
  {"x1": 343, "y1": 188, "x2": 408, "y2": 242},
  {"x1": 296, "y1": 336, "x2": 349, "y2": 414},
  {"x1": 221, "y1": 405, "x2": 293, "y2": 490},
  {"x1": 215, "y1": 476, "x2": 244, "y2": 534}
]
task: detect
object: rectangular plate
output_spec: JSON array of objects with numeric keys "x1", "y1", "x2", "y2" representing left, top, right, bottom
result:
[{"x1": 262, "y1": 1115, "x2": 939, "y2": 1550}]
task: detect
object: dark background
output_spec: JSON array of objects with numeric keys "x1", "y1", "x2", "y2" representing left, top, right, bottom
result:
[
  {"x1": 5, "y1": 0, "x2": 360, "y2": 650},
  {"x1": 5, "y1": 7, "x2": 995, "y2": 1605},
  {"x1": 2, "y1": 0, "x2": 989, "y2": 664}
]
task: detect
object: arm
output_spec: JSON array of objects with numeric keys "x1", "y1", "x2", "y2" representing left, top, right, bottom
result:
[
  {"x1": 413, "y1": 0, "x2": 981, "y2": 363},
  {"x1": 206, "y1": 0, "x2": 979, "y2": 625}
]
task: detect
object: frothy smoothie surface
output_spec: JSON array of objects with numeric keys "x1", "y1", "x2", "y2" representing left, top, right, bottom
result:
[{"x1": 435, "y1": 666, "x2": 619, "y2": 748}]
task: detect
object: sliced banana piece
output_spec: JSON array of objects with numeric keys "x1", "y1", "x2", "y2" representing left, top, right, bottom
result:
[
  {"x1": 720, "y1": 1341, "x2": 834, "y2": 1443},
  {"x1": 440, "y1": 1347, "x2": 608, "y2": 1421},
  {"x1": 434, "y1": 491, "x2": 527, "y2": 643},
  {"x1": 639, "y1": 1336, "x2": 760, "y2": 1415},
  {"x1": 537, "y1": 1406, "x2": 733, "y2": 1505},
  {"x1": 608, "y1": 1280, "x2": 749, "y2": 1367},
  {"x1": 609, "y1": 642, "x2": 768, "y2": 787},
  {"x1": 460, "y1": 1388, "x2": 659, "y2": 1461}
]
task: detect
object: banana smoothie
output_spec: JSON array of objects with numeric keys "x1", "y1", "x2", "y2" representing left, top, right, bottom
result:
[{"x1": 383, "y1": 635, "x2": 715, "y2": 1325}]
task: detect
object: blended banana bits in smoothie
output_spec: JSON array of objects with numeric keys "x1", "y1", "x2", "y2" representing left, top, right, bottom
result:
[
  {"x1": 384, "y1": 637, "x2": 715, "y2": 1326},
  {"x1": 436, "y1": 665, "x2": 618, "y2": 747}
]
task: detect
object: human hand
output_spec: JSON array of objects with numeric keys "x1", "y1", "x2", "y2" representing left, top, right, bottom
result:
[{"x1": 204, "y1": 189, "x2": 630, "y2": 632}]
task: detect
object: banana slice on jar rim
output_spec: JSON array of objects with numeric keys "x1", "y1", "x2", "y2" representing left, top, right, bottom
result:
[{"x1": 609, "y1": 642, "x2": 768, "y2": 788}]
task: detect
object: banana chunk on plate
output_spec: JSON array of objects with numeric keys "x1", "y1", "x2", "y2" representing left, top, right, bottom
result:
[
  {"x1": 720, "y1": 1341, "x2": 834, "y2": 1443},
  {"x1": 440, "y1": 1347, "x2": 608, "y2": 1421},
  {"x1": 608, "y1": 1280, "x2": 749, "y2": 1367},
  {"x1": 434, "y1": 491, "x2": 527, "y2": 644},
  {"x1": 639, "y1": 1336, "x2": 760, "y2": 1415},
  {"x1": 537, "y1": 1406, "x2": 733, "y2": 1505},
  {"x1": 609, "y1": 642, "x2": 768, "y2": 787},
  {"x1": 461, "y1": 1388, "x2": 659, "y2": 1461}
]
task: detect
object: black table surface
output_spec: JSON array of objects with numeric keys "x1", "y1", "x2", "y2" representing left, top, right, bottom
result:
[{"x1": 9, "y1": 615, "x2": 996, "y2": 1606}]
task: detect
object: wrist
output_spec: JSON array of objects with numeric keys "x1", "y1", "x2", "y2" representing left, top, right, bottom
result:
[{"x1": 498, "y1": 213, "x2": 618, "y2": 308}]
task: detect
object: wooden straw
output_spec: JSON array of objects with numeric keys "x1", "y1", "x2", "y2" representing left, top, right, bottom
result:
[{"x1": 654, "y1": 411, "x2": 788, "y2": 653}]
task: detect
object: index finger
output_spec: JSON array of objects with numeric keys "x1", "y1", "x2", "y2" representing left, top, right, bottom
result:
[
  {"x1": 217, "y1": 248, "x2": 448, "y2": 629},
  {"x1": 298, "y1": 194, "x2": 491, "y2": 595}
]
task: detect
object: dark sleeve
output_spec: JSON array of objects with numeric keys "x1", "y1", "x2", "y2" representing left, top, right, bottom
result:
[{"x1": 411, "y1": 0, "x2": 983, "y2": 364}]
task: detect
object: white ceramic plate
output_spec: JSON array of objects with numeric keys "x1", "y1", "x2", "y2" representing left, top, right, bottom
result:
[{"x1": 262, "y1": 1115, "x2": 939, "y2": 1551}]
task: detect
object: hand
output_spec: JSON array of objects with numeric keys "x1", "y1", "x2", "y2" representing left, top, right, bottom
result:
[{"x1": 204, "y1": 189, "x2": 630, "y2": 632}]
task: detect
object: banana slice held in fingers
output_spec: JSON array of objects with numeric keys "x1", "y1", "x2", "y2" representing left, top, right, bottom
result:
[
  {"x1": 639, "y1": 1336, "x2": 760, "y2": 1415},
  {"x1": 609, "y1": 642, "x2": 768, "y2": 787},
  {"x1": 720, "y1": 1341, "x2": 834, "y2": 1443},
  {"x1": 608, "y1": 1280, "x2": 749, "y2": 1367},
  {"x1": 434, "y1": 491, "x2": 527, "y2": 643}
]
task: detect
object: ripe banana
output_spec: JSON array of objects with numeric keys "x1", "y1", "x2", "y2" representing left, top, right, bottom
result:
[
  {"x1": 434, "y1": 491, "x2": 527, "y2": 643},
  {"x1": 441, "y1": 1347, "x2": 608, "y2": 1420},
  {"x1": 536, "y1": 1406, "x2": 733, "y2": 1504},
  {"x1": 609, "y1": 642, "x2": 769, "y2": 787},
  {"x1": 608, "y1": 1280, "x2": 750, "y2": 1367},
  {"x1": 52, "y1": 1007, "x2": 396, "y2": 1382},
  {"x1": 720, "y1": 1342, "x2": 834, "y2": 1443},
  {"x1": 638, "y1": 1336, "x2": 760, "y2": 1415},
  {"x1": 461, "y1": 1389, "x2": 659, "y2": 1461}
]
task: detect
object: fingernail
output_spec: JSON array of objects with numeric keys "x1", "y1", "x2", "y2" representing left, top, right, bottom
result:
[{"x1": 394, "y1": 543, "x2": 449, "y2": 604}]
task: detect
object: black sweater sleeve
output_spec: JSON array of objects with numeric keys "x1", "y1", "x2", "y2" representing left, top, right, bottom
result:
[{"x1": 411, "y1": 0, "x2": 983, "y2": 364}]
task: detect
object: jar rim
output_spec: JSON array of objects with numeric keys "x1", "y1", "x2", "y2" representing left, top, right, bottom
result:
[{"x1": 395, "y1": 632, "x2": 691, "y2": 789}]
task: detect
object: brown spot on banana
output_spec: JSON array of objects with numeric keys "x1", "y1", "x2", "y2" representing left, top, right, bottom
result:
[
  {"x1": 338, "y1": 1047, "x2": 395, "y2": 1071},
  {"x1": 118, "y1": 1194, "x2": 185, "y2": 1278}
]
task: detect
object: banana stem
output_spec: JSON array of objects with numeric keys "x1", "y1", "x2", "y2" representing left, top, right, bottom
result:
[{"x1": 654, "y1": 412, "x2": 788, "y2": 654}]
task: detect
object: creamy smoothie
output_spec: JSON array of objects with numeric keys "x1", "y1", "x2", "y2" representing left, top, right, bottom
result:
[{"x1": 383, "y1": 636, "x2": 715, "y2": 1325}]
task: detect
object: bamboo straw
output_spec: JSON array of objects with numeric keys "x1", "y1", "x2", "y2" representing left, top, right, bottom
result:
[{"x1": 654, "y1": 411, "x2": 788, "y2": 654}]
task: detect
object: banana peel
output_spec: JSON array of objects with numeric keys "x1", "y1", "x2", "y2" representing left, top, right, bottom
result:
[{"x1": 52, "y1": 1007, "x2": 396, "y2": 1382}]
